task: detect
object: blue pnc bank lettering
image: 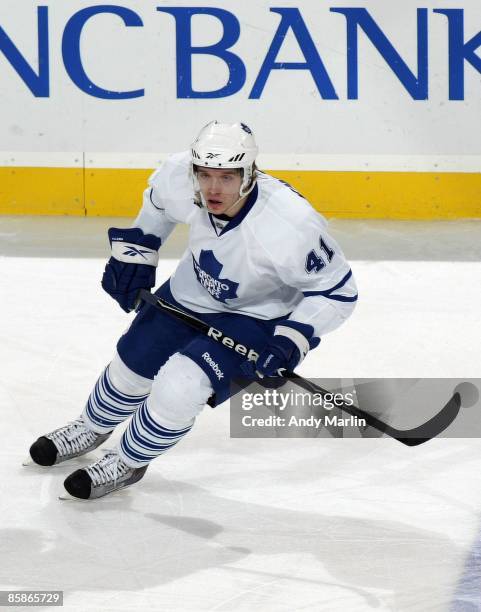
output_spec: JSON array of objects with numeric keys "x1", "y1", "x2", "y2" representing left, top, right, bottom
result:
[{"x1": 0, "y1": 6, "x2": 479, "y2": 100}]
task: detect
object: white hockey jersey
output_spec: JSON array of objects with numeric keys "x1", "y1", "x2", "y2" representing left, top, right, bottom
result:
[{"x1": 133, "y1": 151, "x2": 357, "y2": 339}]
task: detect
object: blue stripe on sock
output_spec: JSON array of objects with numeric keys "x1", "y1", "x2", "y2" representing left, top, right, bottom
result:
[
  {"x1": 121, "y1": 432, "x2": 173, "y2": 462},
  {"x1": 139, "y1": 401, "x2": 192, "y2": 437},
  {"x1": 85, "y1": 399, "x2": 119, "y2": 428},
  {"x1": 92, "y1": 386, "x2": 134, "y2": 419},
  {"x1": 103, "y1": 369, "x2": 148, "y2": 405},
  {"x1": 93, "y1": 387, "x2": 135, "y2": 417},
  {"x1": 129, "y1": 417, "x2": 175, "y2": 452},
  {"x1": 120, "y1": 438, "x2": 155, "y2": 463},
  {"x1": 84, "y1": 368, "x2": 148, "y2": 432},
  {"x1": 120, "y1": 401, "x2": 192, "y2": 465}
]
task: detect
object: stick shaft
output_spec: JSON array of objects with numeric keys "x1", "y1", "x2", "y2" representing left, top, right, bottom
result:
[{"x1": 139, "y1": 289, "x2": 460, "y2": 446}]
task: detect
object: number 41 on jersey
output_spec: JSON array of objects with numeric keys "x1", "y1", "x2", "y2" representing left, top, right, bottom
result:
[{"x1": 305, "y1": 237, "x2": 335, "y2": 273}]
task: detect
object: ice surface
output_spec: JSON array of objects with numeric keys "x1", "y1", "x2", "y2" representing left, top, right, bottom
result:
[{"x1": 0, "y1": 216, "x2": 480, "y2": 611}]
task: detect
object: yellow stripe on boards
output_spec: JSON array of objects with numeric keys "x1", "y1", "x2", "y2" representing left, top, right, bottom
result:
[
  {"x1": 0, "y1": 167, "x2": 480, "y2": 219},
  {"x1": 85, "y1": 168, "x2": 151, "y2": 216},
  {"x1": 269, "y1": 170, "x2": 481, "y2": 219},
  {"x1": 0, "y1": 167, "x2": 84, "y2": 215}
]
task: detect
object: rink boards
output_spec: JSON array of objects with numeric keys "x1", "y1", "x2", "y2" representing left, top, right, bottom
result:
[
  {"x1": 1, "y1": 160, "x2": 480, "y2": 219},
  {"x1": 1, "y1": 2, "x2": 480, "y2": 219}
]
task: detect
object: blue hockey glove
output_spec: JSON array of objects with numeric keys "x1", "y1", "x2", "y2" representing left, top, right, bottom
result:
[
  {"x1": 101, "y1": 227, "x2": 161, "y2": 312},
  {"x1": 242, "y1": 321, "x2": 320, "y2": 378}
]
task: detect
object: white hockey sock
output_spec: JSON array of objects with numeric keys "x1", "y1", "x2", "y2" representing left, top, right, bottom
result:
[
  {"x1": 82, "y1": 365, "x2": 150, "y2": 434},
  {"x1": 118, "y1": 399, "x2": 193, "y2": 467}
]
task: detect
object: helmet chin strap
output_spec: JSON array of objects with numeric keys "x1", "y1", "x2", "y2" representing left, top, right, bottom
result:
[{"x1": 220, "y1": 193, "x2": 247, "y2": 216}]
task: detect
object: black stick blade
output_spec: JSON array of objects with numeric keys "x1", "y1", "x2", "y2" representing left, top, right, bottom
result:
[{"x1": 390, "y1": 392, "x2": 461, "y2": 446}]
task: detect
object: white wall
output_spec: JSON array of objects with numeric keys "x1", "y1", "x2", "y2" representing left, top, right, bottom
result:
[{"x1": 0, "y1": 1, "x2": 480, "y2": 169}]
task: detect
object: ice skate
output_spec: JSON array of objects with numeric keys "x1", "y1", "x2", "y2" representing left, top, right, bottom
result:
[
  {"x1": 62, "y1": 450, "x2": 147, "y2": 500},
  {"x1": 28, "y1": 417, "x2": 112, "y2": 466}
]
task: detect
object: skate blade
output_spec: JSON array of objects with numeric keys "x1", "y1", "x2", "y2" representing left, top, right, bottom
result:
[
  {"x1": 58, "y1": 492, "x2": 75, "y2": 501},
  {"x1": 22, "y1": 457, "x2": 61, "y2": 468},
  {"x1": 58, "y1": 492, "x2": 89, "y2": 502}
]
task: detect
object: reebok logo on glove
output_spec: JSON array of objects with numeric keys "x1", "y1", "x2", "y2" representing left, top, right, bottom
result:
[{"x1": 123, "y1": 246, "x2": 153, "y2": 260}]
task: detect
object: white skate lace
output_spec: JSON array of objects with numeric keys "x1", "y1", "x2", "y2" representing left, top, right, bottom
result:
[
  {"x1": 86, "y1": 451, "x2": 130, "y2": 487},
  {"x1": 49, "y1": 418, "x2": 99, "y2": 457}
]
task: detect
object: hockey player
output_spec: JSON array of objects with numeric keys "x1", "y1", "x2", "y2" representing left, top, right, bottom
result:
[{"x1": 28, "y1": 121, "x2": 358, "y2": 500}]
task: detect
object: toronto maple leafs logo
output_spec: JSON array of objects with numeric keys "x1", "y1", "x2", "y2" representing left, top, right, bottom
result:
[{"x1": 192, "y1": 250, "x2": 239, "y2": 303}]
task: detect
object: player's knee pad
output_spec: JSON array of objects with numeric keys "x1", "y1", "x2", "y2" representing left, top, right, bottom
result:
[
  {"x1": 108, "y1": 351, "x2": 153, "y2": 397},
  {"x1": 147, "y1": 353, "x2": 213, "y2": 429}
]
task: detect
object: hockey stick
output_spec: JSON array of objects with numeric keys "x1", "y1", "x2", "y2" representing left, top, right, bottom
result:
[{"x1": 139, "y1": 289, "x2": 461, "y2": 446}]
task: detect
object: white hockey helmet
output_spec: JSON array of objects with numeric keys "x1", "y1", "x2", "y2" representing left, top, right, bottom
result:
[{"x1": 191, "y1": 121, "x2": 258, "y2": 199}]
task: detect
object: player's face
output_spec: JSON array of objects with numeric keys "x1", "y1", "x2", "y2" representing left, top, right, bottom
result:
[{"x1": 196, "y1": 167, "x2": 244, "y2": 216}]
